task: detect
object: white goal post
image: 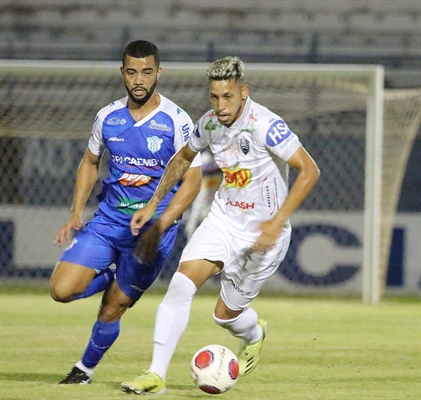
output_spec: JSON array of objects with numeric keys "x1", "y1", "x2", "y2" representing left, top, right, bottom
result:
[{"x1": 0, "y1": 60, "x2": 420, "y2": 304}]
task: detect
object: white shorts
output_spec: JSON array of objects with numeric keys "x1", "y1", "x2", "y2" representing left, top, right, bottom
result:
[{"x1": 180, "y1": 213, "x2": 291, "y2": 311}]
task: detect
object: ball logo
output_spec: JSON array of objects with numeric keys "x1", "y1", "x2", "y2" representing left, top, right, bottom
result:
[
  {"x1": 228, "y1": 359, "x2": 239, "y2": 379},
  {"x1": 195, "y1": 350, "x2": 214, "y2": 369},
  {"x1": 266, "y1": 119, "x2": 291, "y2": 146}
]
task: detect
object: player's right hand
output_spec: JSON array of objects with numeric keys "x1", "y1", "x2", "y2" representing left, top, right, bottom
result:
[
  {"x1": 53, "y1": 214, "x2": 83, "y2": 246},
  {"x1": 130, "y1": 206, "x2": 155, "y2": 236}
]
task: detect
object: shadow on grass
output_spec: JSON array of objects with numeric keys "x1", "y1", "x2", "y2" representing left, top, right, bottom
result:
[
  {"x1": 0, "y1": 372, "x2": 64, "y2": 383},
  {"x1": 102, "y1": 381, "x2": 214, "y2": 398}
]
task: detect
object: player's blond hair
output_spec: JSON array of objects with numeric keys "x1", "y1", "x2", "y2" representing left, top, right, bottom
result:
[{"x1": 207, "y1": 56, "x2": 245, "y2": 82}]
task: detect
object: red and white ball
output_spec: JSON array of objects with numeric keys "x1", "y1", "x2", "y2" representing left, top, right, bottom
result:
[{"x1": 190, "y1": 344, "x2": 239, "y2": 394}]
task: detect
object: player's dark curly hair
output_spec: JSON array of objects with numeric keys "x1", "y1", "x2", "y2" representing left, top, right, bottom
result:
[{"x1": 122, "y1": 40, "x2": 160, "y2": 67}]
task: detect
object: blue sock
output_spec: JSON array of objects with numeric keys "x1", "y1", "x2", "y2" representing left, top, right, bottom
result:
[
  {"x1": 73, "y1": 269, "x2": 114, "y2": 300},
  {"x1": 81, "y1": 319, "x2": 120, "y2": 368}
]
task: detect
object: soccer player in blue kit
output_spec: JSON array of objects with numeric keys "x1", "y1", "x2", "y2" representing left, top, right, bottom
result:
[{"x1": 50, "y1": 40, "x2": 202, "y2": 384}]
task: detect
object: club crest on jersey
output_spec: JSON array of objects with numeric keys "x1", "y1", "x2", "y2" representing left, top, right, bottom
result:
[
  {"x1": 266, "y1": 119, "x2": 292, "y2": 146},
  {"x1": 147, "y1": 136, "x2": 163, "y2": 153},
  {"x1": 239, "y1": 139, "x2": 250, "y2": 155}
]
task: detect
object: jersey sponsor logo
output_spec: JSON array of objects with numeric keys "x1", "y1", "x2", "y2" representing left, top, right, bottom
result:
[
  {"x1": 108, "y1": 137, "x2": 124, "y2": 142},
  {"x1": 262, "y1": 178, "x2": 278, "y2": 216},
  {"x1": 221, "y1": 165, "x2": 252, "y2": 189},
  {"x1": 148, "y1": 119, "x2": 172, "y2": 132},
  {"x1": 106, "y1": 117, "x2": 127, "y2": 126},
  {"x1": 205, "y1": 120, "x2": 219, "y2": 131},
  {"x1": 118, "y1": 173, "x2": 151, "y2": 187},
  {"x1": 117, "y1": 197, "x2": 148, "y2": 215},
  {"x1": 266, "y1": 119, "x2": 292, "y2": 146},
  {"x1": 111, "y1": 154, "x2": 162, "y2": 167},
  {"x1": 239, "y1": 139, "x2": 250, "y2": 155},
  {"x1": 229, "y1": 279, "x2": 252, "y2": 296},
  {"x1": 226, "y1": 199, "x2": 255, "y2": 210},
  {"x1": 147, "y1": 135, "x2": 163, "y2": 152},
  {"x1": 181, "y1": 123, "x2": 190, "y2": 142}
]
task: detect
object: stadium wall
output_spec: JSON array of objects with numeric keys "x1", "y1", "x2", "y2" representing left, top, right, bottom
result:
[{"x1": 1, "y1": 206, "x2": 419, "y2": 296}]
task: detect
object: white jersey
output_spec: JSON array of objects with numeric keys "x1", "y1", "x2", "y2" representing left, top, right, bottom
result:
[{"x1": 189, "y1": 97, "x2": 301, "y2": 241}]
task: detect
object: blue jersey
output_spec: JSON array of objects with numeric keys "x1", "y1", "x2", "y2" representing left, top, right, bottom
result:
[{"x1": 88, "y1": 94, "x2": 201, "y2": 225}]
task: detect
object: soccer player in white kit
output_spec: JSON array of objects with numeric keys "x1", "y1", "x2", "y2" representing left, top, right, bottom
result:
[{"x1": 121, "y1": 56, "x2": 320, "y2": 395}]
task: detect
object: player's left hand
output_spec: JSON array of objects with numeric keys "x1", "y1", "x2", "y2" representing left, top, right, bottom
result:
[
  {"x1": 252, "y1": 220, "x2": 280, "y2": 253},
  {"x1": 133, "y1": 223, "x2": 162, "y2": 265}
]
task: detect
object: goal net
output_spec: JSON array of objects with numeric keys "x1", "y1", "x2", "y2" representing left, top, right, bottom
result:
[{"x1": 0, "y1": 60, "x2": 420, "y2": 303}]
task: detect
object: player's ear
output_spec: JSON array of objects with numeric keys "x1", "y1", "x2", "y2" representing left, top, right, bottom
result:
[
  {"x1": 241, "y1": 85, "x2": 249, "y2": 100},
  {"x1": 157, "y1": 67, "x2": 163, "y2": 81}
]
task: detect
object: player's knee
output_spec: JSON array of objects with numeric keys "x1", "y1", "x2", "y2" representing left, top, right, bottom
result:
[
  {"x1": 49, "y1": 283, "x2": 73, "y2": 303},
  {"x1": 163, "y1": 272, "x2": 197, "y2": 304}
]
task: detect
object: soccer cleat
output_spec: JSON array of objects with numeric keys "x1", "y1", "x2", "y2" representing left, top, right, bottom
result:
[
  {"x1": 238, "y1": 319, "x2": 268, "y2": 376},
  {"x1": 121, "y1": 369, "x2": 166, "y2": 395},
  {"x1": 58, "y1": 365, "x2": 92, "y2": 384}
]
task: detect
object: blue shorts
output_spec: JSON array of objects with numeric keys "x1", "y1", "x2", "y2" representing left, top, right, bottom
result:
[{"x1": 60, "y1": 213, "x2": 178, "y2": 301}]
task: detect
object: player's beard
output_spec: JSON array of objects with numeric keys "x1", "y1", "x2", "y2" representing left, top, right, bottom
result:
[
  {"x1": 126, "y1": 79, "x2": 158, "y2": 106},
  {"x1": 218, "y1": 103, "x2": 244, "y2": 127}
]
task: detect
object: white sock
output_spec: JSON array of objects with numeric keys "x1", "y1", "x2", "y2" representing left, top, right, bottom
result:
[
  {"x1": 213, "y1": 307, "x2": 262, "y2": 344},
  {"x1": 75, "y1": 360, "x2": 94, "y2": 377},
  {"x1": 149, "y1": 272, "x2": 197, "y2": 380}
]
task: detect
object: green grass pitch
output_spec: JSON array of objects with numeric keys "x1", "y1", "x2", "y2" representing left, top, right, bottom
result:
[{"x1": 0, "y1": 286, "x2": 419, "y2": 400}]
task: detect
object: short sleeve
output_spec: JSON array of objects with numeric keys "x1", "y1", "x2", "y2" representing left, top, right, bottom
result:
[
  {"x1": 262, "y1": 118, "x2": 302, "y2": 161},
  {"x1": 188, "y1": 122, "x2": 208, "y2": 153},
  {"x1": 173, "y1": 113, "x2": 202, "y2": 168},
  {"x1": 88, "y1": 114, "x2": 105, "y2": 156}
]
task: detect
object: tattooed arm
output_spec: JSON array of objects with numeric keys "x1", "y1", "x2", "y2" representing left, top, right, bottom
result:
[{"x1": 130, "y1": 144, "x2": 199, "y2": 235}]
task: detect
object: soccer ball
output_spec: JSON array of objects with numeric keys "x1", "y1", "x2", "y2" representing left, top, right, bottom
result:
[{"x1": 190, "y1": 344, "x2": 239, "y2": 394}]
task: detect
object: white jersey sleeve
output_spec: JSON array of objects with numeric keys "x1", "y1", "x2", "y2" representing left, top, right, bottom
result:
[
  {"x1": 172, "y1": 109, "x2": 202, "y2": 168},
  {"x1": 88, "y1": 113, "x2": 105, "y2": 156},
  {"x1": 256, "y1": 117, "x2": 302, "y2": 162},
  {"x1": 88, "y1": 98, "x2": 126, "y2": 156},
  {"x1": 188, "y1": 116, "x2": 212, "y2": 153}
]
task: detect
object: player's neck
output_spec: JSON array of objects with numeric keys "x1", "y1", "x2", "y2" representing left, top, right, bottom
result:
[{"x1": 128, "y1": 92, "x2": 161, "y2": 122}]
